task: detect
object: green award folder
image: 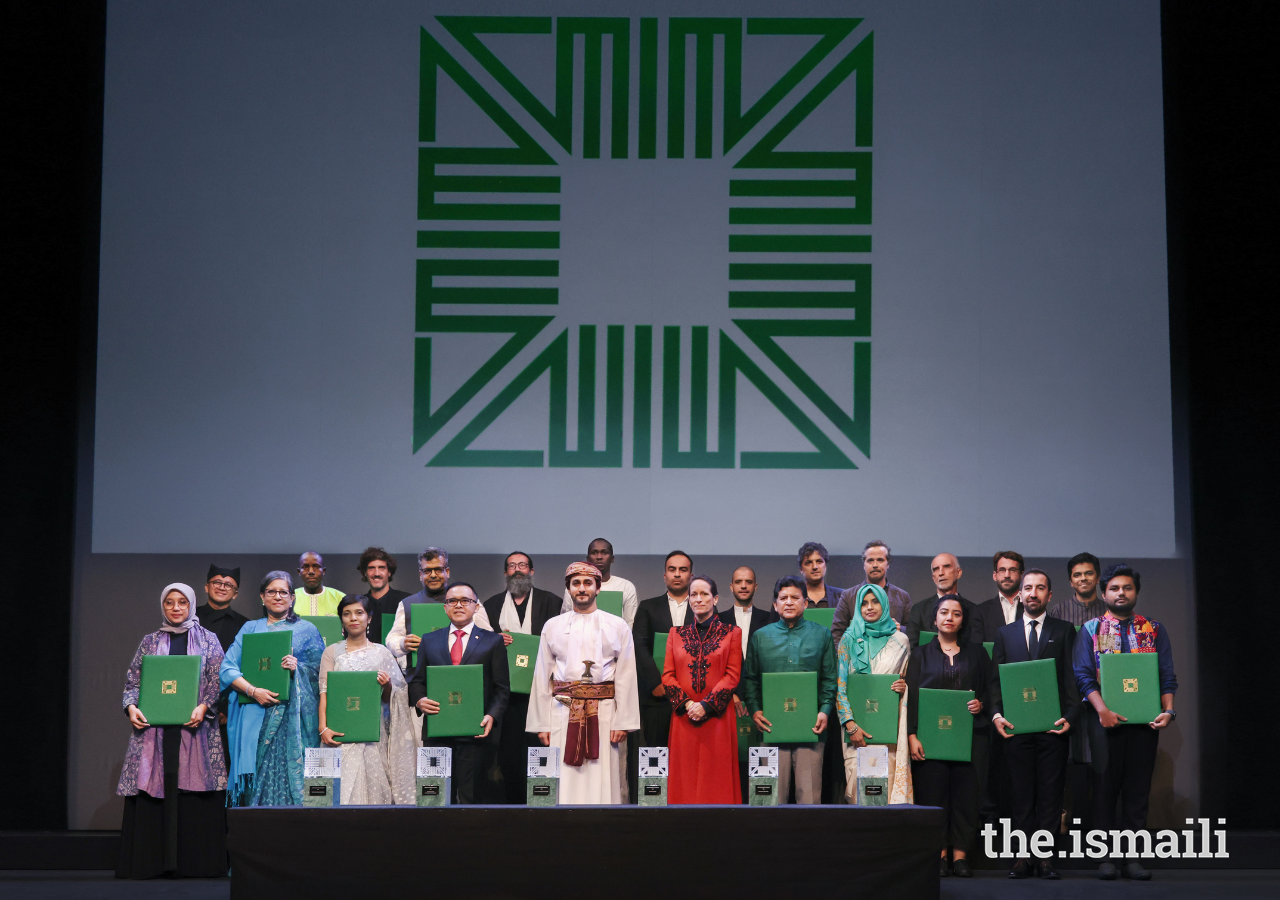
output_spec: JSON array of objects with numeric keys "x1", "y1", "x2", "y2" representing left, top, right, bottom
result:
[
  {"x1": 426, "y1": 664, "x2": 485, "y2": 737},
  {"x1": 998, "y1": 658, "x2": 1061, "y2": 734},
  {"x1": 1100, "y1": 652, "x2": 1161, "y2": 724},
  {"x1": 596, "y1": 590, "x2": 624, "y2": 618},
  {"x1": 653, "y1": 632, "x2": 669, "y2": 670},
  {"x1": 381, "y1": 613, "x2": 394, "y2": 646},
  {"x1": 506, "y1": 632, "x2": 540, "y2": 694},
  {"x1": 919, "y1": 631, "x2": 994, "y2": 657},
  {"x1": 300, "y1": 615, "x2": 344, "y2": 648},
  {"x1": 138, "y1": 654, "x2": 201, "y2": 725},
  {"x1": 238, "y1": 631, "x2": 292, "y2": 704},
  {"x1": 325, "y1": 670, "x2": 382, "y2": 742},
  {"x1": 806, "y1": 608, "x2": 835, "y2": 630},
  {"x1": 844, "y1": 673, "x2": 901, "y2": 744},
  {"x1": 916, "y1": 688, "x2": 974, "y2": 761},
  {"x1": 408, "y1": 603, "x2": 451, "y2": 668},
  {"x1": 762, "y1": 671, "x2": 819, "y2": 744}
]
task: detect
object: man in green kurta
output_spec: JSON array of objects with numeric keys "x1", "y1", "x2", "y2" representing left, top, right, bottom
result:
[{"x1": 741, "y1": 575, "x2": 838, "y2": 804}]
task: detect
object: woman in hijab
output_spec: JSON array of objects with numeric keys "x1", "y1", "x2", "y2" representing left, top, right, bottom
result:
[
  {"x1": 835, "y1": 583, "x2": 913, "y2": 804},
  {"x1": 219, "y1": 570, "x2": 325, "y2": 807},
  {"x1": 116, "y1": 583, "x2": 227, "y2": 879},
  {"x1": 317, "y1": 594, "x2": 418, "y2": 804}
]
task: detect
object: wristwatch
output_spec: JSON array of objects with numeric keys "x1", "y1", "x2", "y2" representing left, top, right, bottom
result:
[{"x1": 1162, "y1": 709, "x2": 1176, "y2": 720}]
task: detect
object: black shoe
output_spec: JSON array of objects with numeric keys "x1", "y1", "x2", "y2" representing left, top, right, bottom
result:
[
  {"x1": 1121, "y1": 862, "x2": 1151, "y2": 881},
  {"x1": 939, "y1": 858, "x2": 951, "y2": 877},
  {"x1": 1097, "y1": 861, "x2": 1118, "y2": 880},
  {"x1": 952, "y1": 858, "x2": 973, "y2": 878},
  {"x1": 1036, "y1": 860, "x2": 1061, "y2": 880},
  {"x1": 1009, "y1": 859, "x2": 1033, "y2": 879}
]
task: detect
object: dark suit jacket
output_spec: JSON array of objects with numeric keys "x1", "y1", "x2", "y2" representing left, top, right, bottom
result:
[
  {"x1": 974, "y1": 595, "x2": 1024, "y2": 644},
  {"x1": 634, "y1": 595, "x2": 677, "y2": 709},
  {"x1": 482, "y1": 586, "x2": 562, "y2": 638},
  {"x1": 718, "y1": 604, "x2": 770, "y2": 655},
  {"x1": 989, "y1": 614, "x2": 1079, "y2": 726},
  {"x1": 905, "y1": 593, "x2": 979, "y2": 647},
  {"x1": 408, "y1": 625, "x2": 510, "y2": 744}
]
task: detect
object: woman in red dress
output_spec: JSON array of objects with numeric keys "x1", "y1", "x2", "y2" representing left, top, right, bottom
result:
[{"x1": 662, "y1": 575, "x2": 742, "y2": 803}]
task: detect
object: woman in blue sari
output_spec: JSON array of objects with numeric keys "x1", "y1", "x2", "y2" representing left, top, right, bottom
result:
[{"x1": 219, "y1": 570, "x2": 325, "y2": 806}]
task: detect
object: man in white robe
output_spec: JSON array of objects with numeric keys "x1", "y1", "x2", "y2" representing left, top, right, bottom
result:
[{"x1": 527, "y1": 562, "x2": 640, "y2": 804}]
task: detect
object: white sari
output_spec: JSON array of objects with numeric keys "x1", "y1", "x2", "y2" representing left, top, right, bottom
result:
[
  {"x1": 319, "y1": 641, "x2": 420, "y2": 805},
  {"x1": 841, "y1": 630, "x2": 914, "y2": 804}
]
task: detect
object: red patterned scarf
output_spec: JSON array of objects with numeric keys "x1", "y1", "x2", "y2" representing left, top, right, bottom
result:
[{"x1": 1091, "y1": 612, "x2": 1157, "y2": 675}]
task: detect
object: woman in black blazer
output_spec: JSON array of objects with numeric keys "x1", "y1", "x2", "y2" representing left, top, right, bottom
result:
[{"x1": 906, "y1": 594, "x2": 992, "y2": 879}]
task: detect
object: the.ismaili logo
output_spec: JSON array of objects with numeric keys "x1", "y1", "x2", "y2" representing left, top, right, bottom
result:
[{"x1": 415, "y1": 16, "x2": 872, "y2": 468}]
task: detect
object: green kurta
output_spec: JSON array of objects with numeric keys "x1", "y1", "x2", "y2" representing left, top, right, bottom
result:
[{"x1": 741, "y1": 618, "x2": 838, "y2": 717}]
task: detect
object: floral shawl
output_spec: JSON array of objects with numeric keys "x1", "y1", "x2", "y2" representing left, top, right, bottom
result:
[{"x1": 117, "y1": 624, "x2": 227, "y2": 797}]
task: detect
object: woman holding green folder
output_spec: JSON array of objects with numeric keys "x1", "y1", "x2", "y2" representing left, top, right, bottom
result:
[
  {"x1": 835, "y1": 584, "x2": 912, "y2": 804},
  {"x1": 905, "y1": 595, "x2": 991, "y2": 878},
  {"x1": 317, "y1": 595, "x2": 418, "y2": 804},
  {"x1": 219, "y1": 571, "x2": 325, "y2": 806},
  {"x1": 117, "y1": 583, "x2": 227, "y2": 879}
]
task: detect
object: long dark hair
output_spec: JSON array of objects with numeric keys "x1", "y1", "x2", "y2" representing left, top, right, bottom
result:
[
  {"x1": 336, "y1": 594, "x2": 373, "y2": 638},
  {"x1": 933, "y1": 593, "x2": 971, "y2": 645}
]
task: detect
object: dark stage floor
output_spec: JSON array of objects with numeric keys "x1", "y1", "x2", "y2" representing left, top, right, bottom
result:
[{"x1": 1, "y1": 870, "x2": 1278, "y2": 900}]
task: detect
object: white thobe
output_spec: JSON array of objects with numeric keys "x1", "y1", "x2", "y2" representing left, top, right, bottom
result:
[
  {"x1": 526, "y1": 609, "x2": 640, "y2": 804},
  {"x1": 561, "y1": 574, "x2": 640, "y2": 627}
]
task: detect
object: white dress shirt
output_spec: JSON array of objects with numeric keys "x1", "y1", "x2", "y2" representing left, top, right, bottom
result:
[
  {"x1": 733, "y1": 604, "x2": 754, "y2": 657},
  {"x1": 999, "y1": 594, "x2": 1020, "y2": 625},
  {"x1": 668, "y1": 595, "x2": 688, "y2": 628},
  {"x1": 1022, "y1": 611, "x2": 1047, "y2": 655},
  {"x1": 449, "y1": 621, "x2": 476, "y2": 658}
]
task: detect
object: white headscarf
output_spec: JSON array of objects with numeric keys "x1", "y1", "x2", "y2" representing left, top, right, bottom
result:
[{"x1": 159, "y1": 582, "x2": 200, "y2": 634}]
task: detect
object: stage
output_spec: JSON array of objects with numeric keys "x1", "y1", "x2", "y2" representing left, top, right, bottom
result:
[{"x1": 227, "y1": 804, "x2": 944, "y2": 899}]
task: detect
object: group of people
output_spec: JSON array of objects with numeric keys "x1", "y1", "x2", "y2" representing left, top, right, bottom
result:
[{"x1": 116, "y1": 540, "x2": 1177, "y2": 885}]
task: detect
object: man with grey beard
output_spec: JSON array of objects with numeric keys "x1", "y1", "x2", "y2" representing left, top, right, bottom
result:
[{"x1": 482, "y1": 552, "x2": 562, "y2": 803}]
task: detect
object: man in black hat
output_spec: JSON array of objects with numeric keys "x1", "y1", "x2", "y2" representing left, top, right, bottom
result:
[{"x1": 196, "y1": 564, "x2": 249, "y2": 751}]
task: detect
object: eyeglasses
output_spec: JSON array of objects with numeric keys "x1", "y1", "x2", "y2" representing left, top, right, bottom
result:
[
  {"x1": 419, "y1": 566, "x2": 446, "y2": 576},
  {"x1": 208, "y1": 580, "x2": 237, "y2": 591},
  {"x1": 505, "y1": 561, "x2": 532, "y2": 572},
  {"x1": 443, "y1": 597, "x2": 476, "y2": 606},
  {"x1": 263, "y1": 589, "x2": 291, "y2": 599}
]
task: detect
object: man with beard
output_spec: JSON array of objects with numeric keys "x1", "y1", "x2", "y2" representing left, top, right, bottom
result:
[
  {"x1": 386, "y1": 547, "x2": 493, "y2": 670},
  {"x1": 559, "y1": 538, "x2": 639, "y2": 627},
  {"x1": 832, "y1": 540, "x2": 912, "y2": 642},
  {"x1": 1072, "y1": 564, "x2": 1177, "y2": 882},
  {"x1": 526, "y1": 562, "x2": 639, "y2": 804},
  {"x1": 482, "y1": 552, "x2": 563, "y2": 803},
  {"x1": 629, "y1": 551, "x2": 693, "y2": 800},
  {"x1": 975, "y1": 552, "x2": 1026, "y2": 643},
  {"x1": 351, "y1": 547, "x2": 410, "y2": 644},
  {"x1": 905, "y1": 554, "x2": 979, "y2": 647},
  {"x1": 294, "y1": 551, "x2": 345, "y2": 615}
]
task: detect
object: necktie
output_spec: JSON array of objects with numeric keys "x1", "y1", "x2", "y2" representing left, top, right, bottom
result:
[
  {"x1": 451, "y1": 629, "x2": 465, "y2": 665},
  {"x1": 1028, "y1": 621, "x2": 1040, "y2": 659}
]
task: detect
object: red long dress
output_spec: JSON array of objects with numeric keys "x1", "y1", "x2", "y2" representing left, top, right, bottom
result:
[{"x1": 661, "y1": 617, "x2": 742, "y2": 804}]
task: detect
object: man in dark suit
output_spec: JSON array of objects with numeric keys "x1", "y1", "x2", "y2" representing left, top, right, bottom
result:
[
  {"x1": 409, "y1": 581, "x2": 510, "y2": 804},
  {"x1": 974, "y1": 551, "x2": 1026, "y2": 643},
  {"x1": 629, "y1": 550, "x2": 693, "y2": 801},
  {"x1": 990, "y1": 569, "x2": 1078, "y2": 880},
  {"x1": 905, "y1": 553, "x2": 979, "y2": 646},
  {"x1": 719, "y1": 565, "x2": 770, "y2": 802},
  {"x1": 482, "y1": 551, "x2": 563, "y2": 804}
]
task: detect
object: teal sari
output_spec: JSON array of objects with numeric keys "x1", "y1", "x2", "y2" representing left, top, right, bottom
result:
[{"x1": 219, "y1": 617, "x2": 325, "y2": 806}]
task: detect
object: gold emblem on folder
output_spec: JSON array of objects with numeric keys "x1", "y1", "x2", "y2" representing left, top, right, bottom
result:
[
  {"x1": 346, "y1": 697, "x2": 360, "y2": 712},
  {"x1": 516, "y1": 654, "x2": 529, "y2": 668},
  {"x1": 258, "y1": 657, "x2": 271, "y2": 671},
  {"x1": 1022, "y1": 687, "x2": 1038, "y2": 702},
  {"x1": 938, "y1": 715, "x2": 953, "y2": 730},
  {"x1": 865, "y1": 699, "x2": 879, "y2": 713},
  {"x1": 161, "y1": 680, "x2": 177, "y2": 695},
  {"x1": 448, "y1": 691, "x2": 463, "y2": 705},
  {"x1": 783, "y1": 697, "x2": 798, "y2": 712},
  {"x1": 1123, "y1": 678, "x2": 1139, "y2": 693}
]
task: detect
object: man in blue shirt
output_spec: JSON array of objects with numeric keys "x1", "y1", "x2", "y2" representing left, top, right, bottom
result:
[{"x1": 1071, "y1": 564, "x2": 1177, "y2": 881}]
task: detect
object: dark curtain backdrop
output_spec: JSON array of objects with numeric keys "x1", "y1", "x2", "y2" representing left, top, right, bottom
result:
[{"x1": 2, "y1": 0, "x2": 1276, "y2": 829}]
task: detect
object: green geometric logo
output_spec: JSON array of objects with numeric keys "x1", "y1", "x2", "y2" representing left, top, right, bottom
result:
[{"x1": 415, "y1": 16, "x2": 872, "y2": 468}]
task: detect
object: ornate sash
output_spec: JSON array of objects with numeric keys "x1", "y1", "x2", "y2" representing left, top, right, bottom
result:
[{"x1": 552, "y1": 679, "x2": 616, "y2": 766}]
